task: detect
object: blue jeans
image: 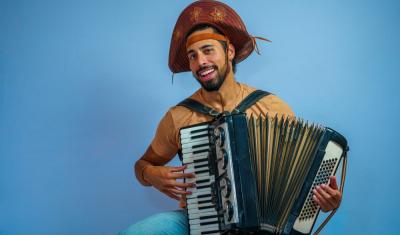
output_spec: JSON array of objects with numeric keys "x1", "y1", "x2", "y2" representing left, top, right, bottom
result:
[{"x1": 118, "y1": 210, "x2": 189, "y2": 235}]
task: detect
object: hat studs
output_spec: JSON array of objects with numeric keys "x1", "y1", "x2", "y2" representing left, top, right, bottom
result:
[
  {"x1": 190, "y1": 7, "x2": 202, "y2": 22},
  {"x1": 210, "y1": 7, "x2": 226, "y2": 22}
]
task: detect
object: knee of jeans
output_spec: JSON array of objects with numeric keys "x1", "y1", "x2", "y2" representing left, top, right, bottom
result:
[{"x1": 118, "y1": 211, "x2": 188, "y2": 235}]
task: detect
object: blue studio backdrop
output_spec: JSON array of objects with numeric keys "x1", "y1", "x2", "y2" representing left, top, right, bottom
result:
[{"x1": 1, "y1": 0, "x2": 399, "y2": 234}]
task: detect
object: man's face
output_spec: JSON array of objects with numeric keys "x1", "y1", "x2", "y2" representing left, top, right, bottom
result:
[{"x1": 186, "y1": 28, "x2": 232, "y2": 91}]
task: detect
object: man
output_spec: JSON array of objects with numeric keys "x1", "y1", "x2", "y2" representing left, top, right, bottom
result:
[{"x1": 119, "y1": 1, "x2": 342, "y2": 234}]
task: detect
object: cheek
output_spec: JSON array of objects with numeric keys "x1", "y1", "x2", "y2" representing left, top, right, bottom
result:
[{"x1": 189, "y1": 63, "x2": 198, "y2": 74}]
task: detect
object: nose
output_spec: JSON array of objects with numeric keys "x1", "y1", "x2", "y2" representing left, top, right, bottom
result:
[{"x1": 196, "y1": 52, "x2": 208, "y2": 66}]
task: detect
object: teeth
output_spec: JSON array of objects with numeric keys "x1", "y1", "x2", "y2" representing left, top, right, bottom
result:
[{"x1": 200, "y1": 68, "x2": 214, "y2": 76}]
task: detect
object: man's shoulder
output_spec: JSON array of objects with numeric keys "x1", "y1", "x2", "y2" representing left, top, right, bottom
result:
[{"x1": 238, "y1": 82, "x2": 295, "y2": 116}]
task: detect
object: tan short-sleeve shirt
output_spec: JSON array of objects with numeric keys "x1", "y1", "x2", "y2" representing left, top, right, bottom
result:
[{"x1": 151, "y1": 77, "x2": 294, "y2": 160}]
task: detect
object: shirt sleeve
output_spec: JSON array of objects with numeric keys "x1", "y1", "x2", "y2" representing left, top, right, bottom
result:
[{"x1": 150, "y1": 109, "x2": 179, "y2": 161}]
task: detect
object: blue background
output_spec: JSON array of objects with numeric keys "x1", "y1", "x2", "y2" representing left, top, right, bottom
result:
[{"x1": 1, "y1": 0, "x2": 399, "y2": 234}]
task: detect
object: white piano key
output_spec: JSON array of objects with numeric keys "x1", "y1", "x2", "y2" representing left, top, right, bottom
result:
[
  {"x1": 188, "y1": 210, "x2": 218, "y2": 219},
  {"x1": 190, "y1": 221, "x2": 219, "y2": 230},
  {"x1": 187, "y1": 196, "x2": 212, "y2": 205},
  {"x1": 182, "y1": 153, "x2": 209, "y2": 164},
  {"x1": 182, "y1": 139, "x2": 210, "y2": 150},
  {"x1": 181, "y1": 136, "x2": 210, "y2": 147},
  {"x1": 187, "y1": 189, "x2": 211, "y2": 199},
  {"x1": 189, "y1": 216, "x2": 218, "y2": 225},
  {"x1": 180, "y1": 131, "x2": 209, "y2": 142},
  {"x1": 187, "y1": 186, "x2": 212, "y2": 194},
  {"x1": 188, "y1": 207, "x2": 217, "y2": 215},
  {"x1": 190, "y1": 224, "x2": 220, "y2": 234},
  {"x1": 188, "y1": 202, "x2": 214, "y2": 209},
  {"x1": 185, "y1": 174, "x2": 213, "y2": 184},
  {"x1": 180, "y1": 125, "x2": 209, "y2": 135},
  {"x1": 182, "y1": 145, "x2": 210, "y2": 154},
  {"x1": 186, "y1": 165, "x2": 209, "y2": 173}
]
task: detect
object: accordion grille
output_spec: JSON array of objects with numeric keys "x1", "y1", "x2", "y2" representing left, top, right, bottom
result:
[{"x1": 247, "y1": 114, "x2": 324, "y2": 232}]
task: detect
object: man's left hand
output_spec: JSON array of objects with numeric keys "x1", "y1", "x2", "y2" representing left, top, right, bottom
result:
[{"x1": 312, "y1": 176, "x2": 342, "y2": 212}]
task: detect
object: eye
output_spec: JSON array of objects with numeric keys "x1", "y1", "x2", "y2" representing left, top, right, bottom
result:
[
  {"x1": 203, "y1": 48, "x2": 213, "y2": 54},
  {"x1": 188, "y1": 53, "x2": 196, "y2": 61}
]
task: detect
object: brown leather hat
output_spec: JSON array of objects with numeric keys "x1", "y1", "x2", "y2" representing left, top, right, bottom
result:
[{"x1": 169, "y1": 0, "x2": 264, "y2": 73}]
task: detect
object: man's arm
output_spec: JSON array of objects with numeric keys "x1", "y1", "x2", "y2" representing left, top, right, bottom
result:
[{"x1": 134, "y1": 146, "x2": 195, "y2": 201}]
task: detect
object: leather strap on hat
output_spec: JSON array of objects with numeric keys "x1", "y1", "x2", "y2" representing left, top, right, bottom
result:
[{"x1": 186, "y1": 33, "x2": 228, "y2": 49}]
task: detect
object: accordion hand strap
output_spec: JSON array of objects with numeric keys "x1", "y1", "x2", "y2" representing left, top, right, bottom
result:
[{"x1": 313, "y1": 151, "x2": 348, "y2": 235}]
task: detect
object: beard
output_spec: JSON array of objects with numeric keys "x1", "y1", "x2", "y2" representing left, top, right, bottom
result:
[{"x1": 194, "y1": 58, "x2": 230, "y2": 92}]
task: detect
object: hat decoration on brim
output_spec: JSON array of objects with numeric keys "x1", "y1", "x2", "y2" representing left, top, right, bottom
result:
[{"x1": 168, "y1": 0, "x2": 270, "y2": 73}]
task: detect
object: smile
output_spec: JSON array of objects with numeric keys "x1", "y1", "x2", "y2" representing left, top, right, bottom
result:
[{"x1": 198, "y1": 67, "x2": 216, "y2": 82}]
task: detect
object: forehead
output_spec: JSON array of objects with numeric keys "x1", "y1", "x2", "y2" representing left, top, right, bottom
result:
[
  {"x1": 186, "y1": 27, "x2": 223, "y2": 53},
  {"x1": 186, "y1": 39, "x2": 221, "y2": 53}
]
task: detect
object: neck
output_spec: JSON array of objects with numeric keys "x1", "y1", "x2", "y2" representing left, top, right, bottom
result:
[{"x1": 200, "y1": 70, "x2": 241, "y2": 112}]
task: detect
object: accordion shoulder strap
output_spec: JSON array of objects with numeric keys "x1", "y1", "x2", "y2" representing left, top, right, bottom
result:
[
  {"x1": 176, "y1": 90, "x2": 271, "y2": 117},
  {"x1": 233, "y1": 90, "x2": 271, "y2": 113},
  {"x1": 176, "y1": 98, "x2": 221, "y2": 117}
]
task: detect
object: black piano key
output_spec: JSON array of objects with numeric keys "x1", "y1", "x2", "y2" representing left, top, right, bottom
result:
[
  {"x1": 198, "y1": 199, "x2": 212, "y2": 204},
  {"x1": 195, "y1": 169, "x2": 210, "y2": 174},
  {"x1": 196, "y1": 184, "x2": 211, "y2": 190},
  {"x1": 192, "y1": 143, "x2": 210, "y2": 149},
  {"x1": 194, "y1": 162, "x2": 209, "y2": 169},
  {"x1": 194, "y1": 158, "x2": 209, "y2": 164},
  {"x1": 197, "y1": 194, "x2": 211, "y2": 199},
  {"x1": 190, "y1": 127, "x2": 209, "y2": 134},
  {"x1": 191, "y1": 133, "x2": 209, "y2": 140},
  {"x1": 193, "y1": 149, "x2": 210, "y2": 154},
  {"x1": 198, "y1": 205, "x2": 215, "y2": 210},
  {"x1": 199, "y1": 214, "x2": 219, "y2": 220},
  {"x1": 196, "y1": 179, "x2": 210, "y2": 184},
  {"x1": 200, "y1": 220, "x2": 219, "y2": 226},
  {"x1": 201, "y1": 229, "x2": 221, "y2": 234}
]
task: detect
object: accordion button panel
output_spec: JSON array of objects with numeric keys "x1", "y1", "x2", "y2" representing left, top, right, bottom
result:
[
  {"x1": 293, "y1": 140, "x2": 344, "y2": 234},
  {"x1": 215, "y1": 122, "x2": 239, "y2": 226},
  {"x1": 180, "y1": 123, "x2": 221, "y2": 235}
]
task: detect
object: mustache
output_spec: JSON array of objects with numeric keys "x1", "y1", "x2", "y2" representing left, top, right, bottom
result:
[{"x1": 196, "y1": 65, "x2": 217, "y2": 76}]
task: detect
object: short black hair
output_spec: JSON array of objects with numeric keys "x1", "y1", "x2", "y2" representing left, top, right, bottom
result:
[{"x1": 186, "y1": 24, "x2": 237, "y2": 73}]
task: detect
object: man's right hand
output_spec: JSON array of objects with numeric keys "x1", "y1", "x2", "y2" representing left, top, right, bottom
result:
[{"x1": 143, "y1": 165, "x2": 196, "y2": 201}]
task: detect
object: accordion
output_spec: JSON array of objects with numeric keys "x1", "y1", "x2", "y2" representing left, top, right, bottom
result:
[{"x1": 179, "y1": 113, "x2": 348, "y2": 235}]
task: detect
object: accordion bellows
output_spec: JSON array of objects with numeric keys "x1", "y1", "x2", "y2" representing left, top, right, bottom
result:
[{"x1": 179, "y1": 113, "x2": 348, "y2": 235}]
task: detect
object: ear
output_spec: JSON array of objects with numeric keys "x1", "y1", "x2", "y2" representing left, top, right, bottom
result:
[{"x1": 227, "y1": 43, "x2": 235, "y2": 61}]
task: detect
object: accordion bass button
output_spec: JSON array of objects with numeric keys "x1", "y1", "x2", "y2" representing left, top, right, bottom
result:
[
  {"x1": 220, "y1": 177, "x2": 232, "y2": 198},
  {"x1": 217, "y1": 149, "x2": 228, "y2": 169},
  {"x1": 214, "y1": 127, "x2": 225, "y2": 147},
  {"x1": 225, "y1": 200, "x2": 234, "y2": 222}
]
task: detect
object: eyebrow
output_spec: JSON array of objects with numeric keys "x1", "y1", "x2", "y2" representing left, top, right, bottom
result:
[{"x1": 187, "y1": 44, "x2": 214, "y2": 55}]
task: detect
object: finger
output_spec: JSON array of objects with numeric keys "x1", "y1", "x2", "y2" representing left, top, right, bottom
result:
[
  {"x1": 180, "y1": 194, "x2": 187, "y2": 207},
  {"x1": 320, "y1": 184, "x2": 337, "y2": 197},
  {"x1": 173, "y1": 181, "x2": 196, "y2": 189},
  {"x1": 170, "y1": 165, "x2": 187, "y2": 172},
  {"x1": 328, "y1": 176, "x2": 339, "y2": 190},
  {"x1": 321, "y1": 184, "x2": 341, "y2": 201},
  {"x1": 170, "y1": 172, "x2": 196, "y2": 179},
  {"x1": 313, "y1": 191, "x2": 331, "y2": 212},
  {"x1": 170, "y1": 188, "x2": 193, "y2": 196},
  {"x1": 314, "y1": 187, "x2": 336, "y2": 210},
  {"x1": 316, "y1": 185, "x2": 331, "y2": 200},
  {"x1": 313, "y1": 195, "x2": 329, "y2": 212},
  {"x1": 163, "y1": 190, "x2": 181, "y2": 201}
]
